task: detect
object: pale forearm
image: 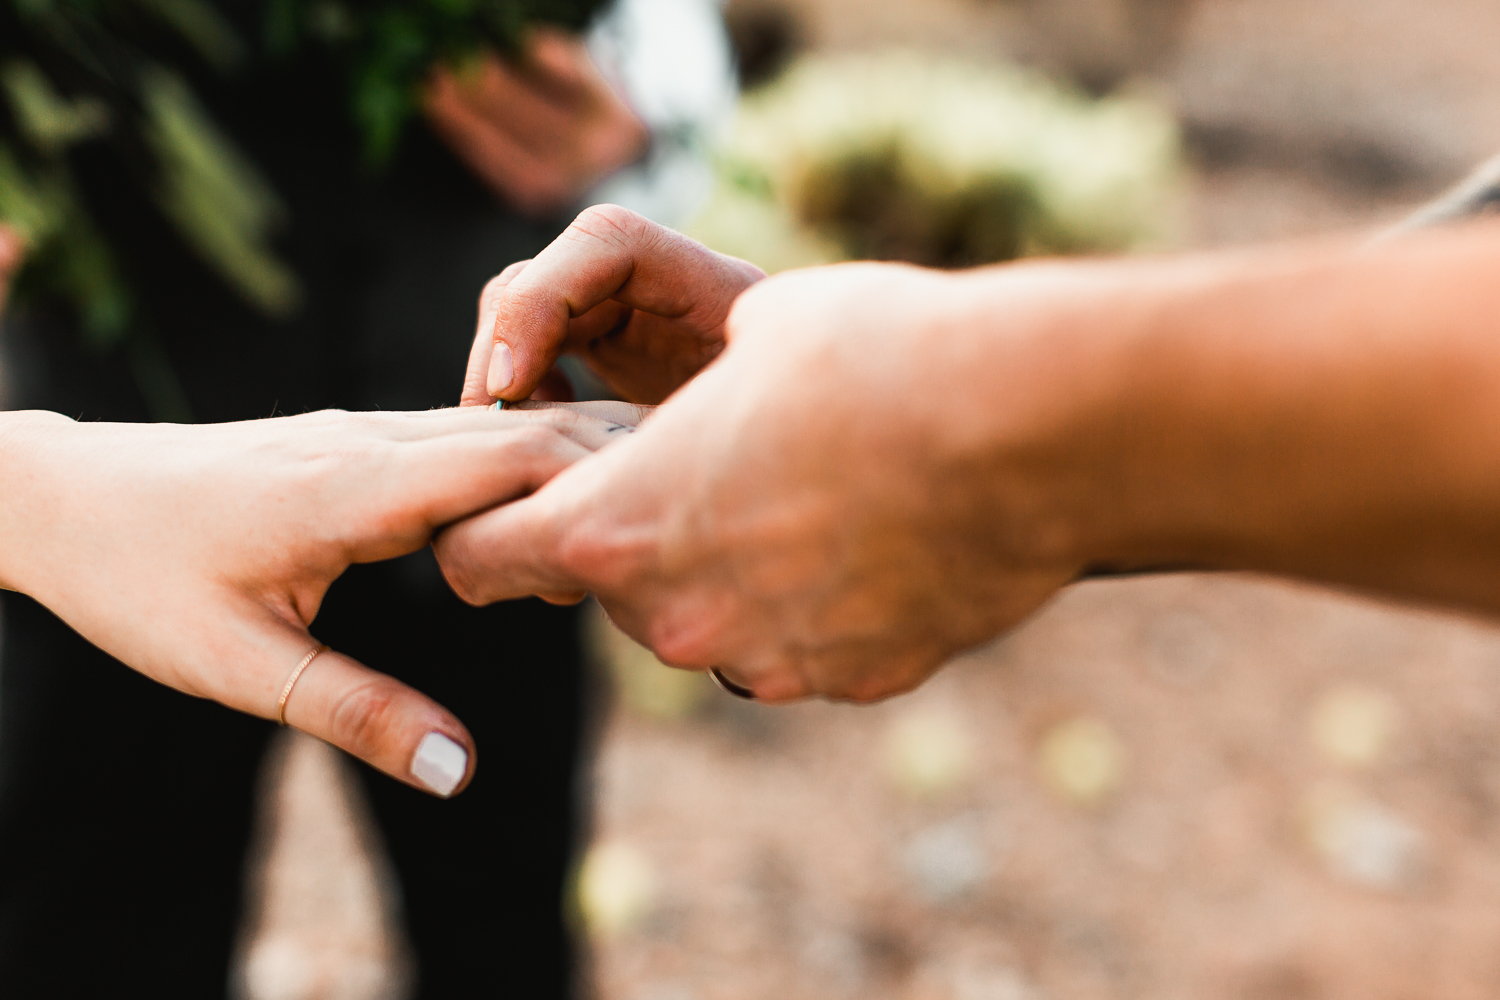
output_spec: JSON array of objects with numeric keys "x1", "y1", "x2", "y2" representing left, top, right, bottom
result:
[{"x1": 0, "y1": 409, "x2": 75, "y2": 595}]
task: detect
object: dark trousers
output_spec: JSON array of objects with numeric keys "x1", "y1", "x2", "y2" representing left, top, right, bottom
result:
[{"x1": 0, "y1": 550, "x2": 586, "y2": 998}]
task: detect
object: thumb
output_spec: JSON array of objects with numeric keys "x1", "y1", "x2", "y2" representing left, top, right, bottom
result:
[
  {"x1": 230, "y1": 610, "x2": 477, "y2": 797},
  {"x1": 462, "y1": 260, "x2": 531, "y2": 406},
  {"x1": 492, "y1": 204, "x2": 762, "y2": 401}
]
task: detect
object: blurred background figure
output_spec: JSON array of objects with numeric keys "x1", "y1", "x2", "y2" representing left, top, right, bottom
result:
[{"x1": 0, "y1": 1, "x2": 731, "y2": 998}]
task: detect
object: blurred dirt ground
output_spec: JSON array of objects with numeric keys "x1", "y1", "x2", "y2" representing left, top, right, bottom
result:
[
  {"x1": 218, "y1": 1, "x2": 1500, "y2": 999},
  {"x1": 585, "y1": 580, "x2": 1500, "y2": 1000}
]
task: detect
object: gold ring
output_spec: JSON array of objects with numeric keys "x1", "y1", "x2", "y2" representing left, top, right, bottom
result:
[
  {"x1": 277, "y1": 644, "x2": 330, "y2": 726},
  {"x1": 709, "y1": 667, "x2": 756, "y2": 701}
]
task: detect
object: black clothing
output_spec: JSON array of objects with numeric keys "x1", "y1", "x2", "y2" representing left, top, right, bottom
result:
[{"x1": 0, "y1": 35, "x2": 586, "y2": 1000}]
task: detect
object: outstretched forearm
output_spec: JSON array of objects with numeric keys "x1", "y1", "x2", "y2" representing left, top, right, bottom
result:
[
  {"x1": 0, "y1": 409, "x2": 76, "y2": 596},
  {"x1": 955, "y1": 220, "x2": 1500, "y2": 614}
]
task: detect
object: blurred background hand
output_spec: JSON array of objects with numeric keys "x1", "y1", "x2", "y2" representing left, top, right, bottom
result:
[
  {"x1": 0, "y1": 225, "x2": 22, "y2": 316},
  {"x1": 424, "y1": 31, "x2": 651, "y2": 218}
]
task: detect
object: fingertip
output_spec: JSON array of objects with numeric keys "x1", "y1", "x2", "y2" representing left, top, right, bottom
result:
[
  {"x1": 538, "y1": 589, "x2": 589, "y2": 606},
  {"x1": 410, "y1": 729, "x2": 476, "y2": 797},
  {"x1": 487, "y1": 341, "x2": 515, "y2": 397}
]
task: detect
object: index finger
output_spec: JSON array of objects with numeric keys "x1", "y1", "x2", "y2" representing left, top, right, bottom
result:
[
  {"x1": 490, "y1": 204, "x2": 764, "y2": 400},
  {"x1": 462, "y1": 260, "x2": 530, "y2": 407}
]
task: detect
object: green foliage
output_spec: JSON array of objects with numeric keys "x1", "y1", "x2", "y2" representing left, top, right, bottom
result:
[
  {"x1": 264, "y1": 0, "x2": 609, "y2": 164},
  {"x1": 2, "y1": 0, "x2": 295, "y2": 360},
  {"x1": 0, "y1": 0, "x2": 607, "y2": 415}
]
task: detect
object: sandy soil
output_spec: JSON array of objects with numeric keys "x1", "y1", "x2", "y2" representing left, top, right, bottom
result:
[{"x1": 587, "y1": 580, "x2": 1500, "y2": 1000}]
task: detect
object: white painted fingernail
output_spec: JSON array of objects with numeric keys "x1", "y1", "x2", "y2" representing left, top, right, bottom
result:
[
  {"x1": 487, "y1": 341, "x2": 514, "y2": 396},
  {"x1": 411, "y1": 732, "x2": 468, "y2": 797}
]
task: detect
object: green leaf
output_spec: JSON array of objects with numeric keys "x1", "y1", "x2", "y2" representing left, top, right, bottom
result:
[
  {"x1": 1, "y1": 59, "x2": 110, "y2": 155},
  {"x1": 135, "y1": 0, "x2": 247, "y2": 71},
  {"x1": 140, "y1": 65, "x2": 300, "y2": 316}
]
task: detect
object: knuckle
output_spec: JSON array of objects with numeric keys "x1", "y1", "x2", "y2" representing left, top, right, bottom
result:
[
  {"x1": 505, "y1": 423, "x2": 569, "y2": 462},
  {"x1": 552, "y1": 518, "x2": 631, "y2": 588},
  {"x1": 479, "y1": 278, "x2": 508, "y2": 313},
  {"x1": 434, "y1": 537, "x2": 491, "y2": 607},
  {"x1": 571, "y1": 203, "x2": 644, "y2": 244},
  {"x1": 640, "y1": 606, "x2": 723, "y2": 668},
  {"x1": 648, "y1": 632, "x2": 713, "y2": 669},
  {"x1": 300, "y1": 408, "x2": 350, "y2": 427},
  {"x1": 480, "y1": 262, "x2": 531, "y2": 310},
  {"x1": 529, "y1": 407, "x2": 584, "y2": 436},
  {"x1": 327, "y1": 677, "x2": 404, "y2": 760}
]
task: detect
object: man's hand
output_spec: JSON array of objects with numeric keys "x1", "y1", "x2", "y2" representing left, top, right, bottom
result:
[
  {"x1": 439, "y1": 262, "x2": 1086, "y2": 702},
  {"x1": 461, "y1": 205, "x2": 765, "y2": 406},
  {"x1": 424, "y1": 33, "x2": 649, "y2": 218},
  {"x1": 0, "y1": 405, "x2": 629, "y2": 795},
  {"x1": 440, "y1": 220, "x2": 1500, "y2": 708}
]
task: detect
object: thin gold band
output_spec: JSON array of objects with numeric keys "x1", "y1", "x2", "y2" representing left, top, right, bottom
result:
[{"x1": 277, "y1": 644, "x2": 330, "y2": 726}]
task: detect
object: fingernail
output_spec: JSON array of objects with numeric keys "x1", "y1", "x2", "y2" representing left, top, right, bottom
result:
[
  {"x1": 411, "y1": 732, "x2": 468, "y2": 797},
  {"x1": 487, "y1": 341, "x2": 514, "y2": 396}
]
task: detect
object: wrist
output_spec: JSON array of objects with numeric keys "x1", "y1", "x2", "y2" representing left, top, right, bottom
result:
[
  {"x1": 926, "y1": 261, "x2": 1164, "y2": 577},
  {"x1": 948, "y1": 226, "x2": 1500, "y2": 609},
  {"x1": 0, "y1": 410, "x2": 77, "y2": 594}
]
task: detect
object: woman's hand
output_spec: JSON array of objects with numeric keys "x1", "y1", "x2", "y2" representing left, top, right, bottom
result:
[
  {"x1": 423, "y1": 33, "x2": 649, "y2": 219},
  {"x1": 0, "y1": 405, "x2": 625, "y2": 796},
  {"x1": 461, "y1": 205, "x2": 765, "y2": 406}
]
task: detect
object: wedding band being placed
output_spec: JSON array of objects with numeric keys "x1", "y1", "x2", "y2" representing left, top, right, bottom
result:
[
  {"x1": 709, "y1": 667, "x2": 756, "y2": 701},
  {"x1": 490, "y1": 399, "x2": 505, "y2": 411},
  {"x1": 277, "y1": 645, "x2": 330, "y2": 726}
]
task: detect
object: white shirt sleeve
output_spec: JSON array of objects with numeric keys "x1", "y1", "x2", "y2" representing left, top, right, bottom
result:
[{"x1": 585, "y1": 0, "x2": 739, "y2": 228}]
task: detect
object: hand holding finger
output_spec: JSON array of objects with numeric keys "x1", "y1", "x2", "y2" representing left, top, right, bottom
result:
[
  {"x1": 489, "y1": 204, "x2": 764, "y2": 402},
  {"x1": 462, "y1": 261, "x2": 530, "y2": 406}
]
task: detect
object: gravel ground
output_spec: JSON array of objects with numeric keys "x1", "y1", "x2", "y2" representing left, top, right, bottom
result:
[
  {"x1": 227, "y1": 2, "x2": 1500, "y2": 999},
  {"x1": 586, "y1": 580, "x2": 1500, "y2": 1000}
]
